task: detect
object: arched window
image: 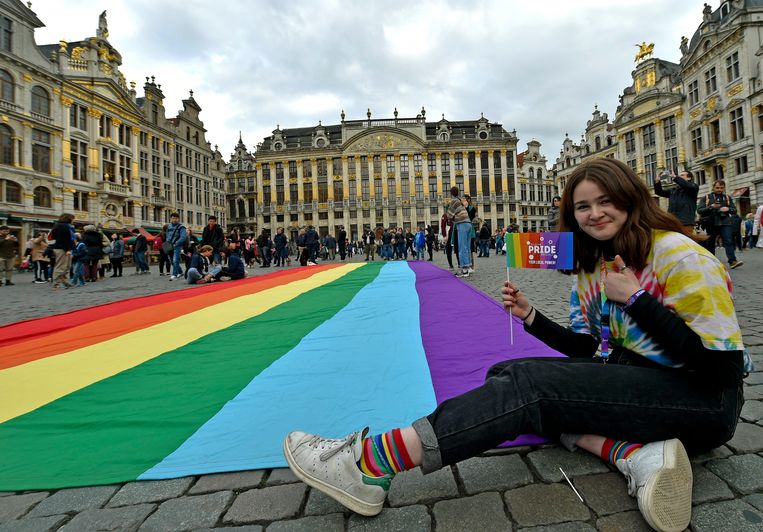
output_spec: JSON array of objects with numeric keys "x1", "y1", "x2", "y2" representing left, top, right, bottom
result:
[
  {"x1": 33, "y1": 185, "x2": 51, "y2": 208},
  {"x1": 0, "y1": 179, "x2": 21, "y2": 203},
  {"x1": 595, "y1": 136, "x2": 601, "y2": 151},
  {"x1": 31, "y1": 86, "x2": 50, "y2": 116},
  {"x1": 528, "y1": 167, "x2": 535, "y2": 179},
  {"x1": 0, "y1": 124, "x2": 12, "y2": 164},
  {"x1": 0, "y1": 69, "x2": 13, "y2": 102},
  {"x1": 537, "y1": 168, "x2": 543, "y2": 179}
]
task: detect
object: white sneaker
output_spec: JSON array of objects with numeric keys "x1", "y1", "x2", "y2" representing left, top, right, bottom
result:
[
  {"x1": 283, "y1": 427, "x2": 389, "y2": 516},
  {"x1": 169, "y1": 275, "x2": 176, "y2": 281},
  {"x1": 616, "y1": 439, "x2": 692, "y2": 532},
  {"x1": 455, "y1": 270, "x2": 470, "y2": 278},
  {"x1": 468, "y1": 267, "x2": 475, "y2": 273}
]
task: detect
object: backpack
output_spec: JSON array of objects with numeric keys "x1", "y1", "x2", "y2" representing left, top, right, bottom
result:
[{"x1": 699, "y1": 194, "x2": 729, "y2": 230}]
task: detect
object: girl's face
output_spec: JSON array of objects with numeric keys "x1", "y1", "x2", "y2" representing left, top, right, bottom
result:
[
  {"x1": 553, "y1": 198, "x2": 561, "y2": 207},
  {"x1": 572, "y1": 179, "x2": 627, "y2": 242}
]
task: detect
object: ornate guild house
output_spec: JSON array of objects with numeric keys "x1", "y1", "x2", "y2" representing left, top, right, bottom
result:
[{"x1": 229, "y1": 109, "x2": 520, "y2": 241}]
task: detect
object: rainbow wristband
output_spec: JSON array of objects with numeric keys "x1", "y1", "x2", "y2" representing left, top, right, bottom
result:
[{"x1": 624, "y1": 289, "x2": 646, "y2": 310}]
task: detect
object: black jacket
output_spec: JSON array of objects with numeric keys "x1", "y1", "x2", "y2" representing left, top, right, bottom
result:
[
  {"x1": 201, "y1": 224, "x2": 225, "y2": 251},
  {"x1": 697, "y1": 192, "x2": 736, "y2": 227},
  {"x1": 51, "y1": 222, "x2": 74, "y2": 251},
  {"x1": 654, "y1": 177, "x2": 699, "y2": 225}
]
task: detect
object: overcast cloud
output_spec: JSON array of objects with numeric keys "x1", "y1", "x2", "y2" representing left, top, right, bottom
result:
[{"x1": 34, "y1": 0, "x2": 703, "y2": 164}]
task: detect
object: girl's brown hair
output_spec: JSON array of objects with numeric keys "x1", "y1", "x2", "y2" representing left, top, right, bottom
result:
[{"x1": 559, "y1": 158, "x2": 696, "y2": 273}]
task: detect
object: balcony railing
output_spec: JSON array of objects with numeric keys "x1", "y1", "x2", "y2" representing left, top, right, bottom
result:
[{"x1": 98, "y1": 181, "x2": 129, "y2": 197}]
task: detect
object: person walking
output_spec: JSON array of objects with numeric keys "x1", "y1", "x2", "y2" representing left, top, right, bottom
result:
[
  {"x1": 654, "y1": 169, "x2": 699, "y2": 230},
  {"x1": 29, "y1": 231, "x2": 49, "y2": 283},
  {"x1": 283, "y1": 158, "x2": 745, "y2": 532},
  {"x1": 338, "y1": 226, "x2": 347, "y2": 260},
  {"x1": 697, "y1": 180, "x2": 743, "y2": 269},
  {"x1": 50, "y1": 213, "x2": 75, "y2": 290},
  {"x1": 110, "y1": 234, "x2": 124, "y2": 277}
]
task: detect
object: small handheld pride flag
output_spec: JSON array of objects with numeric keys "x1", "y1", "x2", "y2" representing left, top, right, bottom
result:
[
  {"x1": 506, "y1": 232, "x2": 574, "y2": 344},
  {"x1": 506, "y1": 232, "x2": 574, "y2": 270}
]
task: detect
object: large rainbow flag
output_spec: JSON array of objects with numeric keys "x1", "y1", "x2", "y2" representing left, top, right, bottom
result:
[{"x1": 0, "y1": 262, "x2": 561, "y2": 491}]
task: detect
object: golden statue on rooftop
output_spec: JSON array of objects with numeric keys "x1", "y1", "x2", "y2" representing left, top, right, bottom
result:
[{"x1": 635, "y1": 42, "x2": 655, "y2": 63}]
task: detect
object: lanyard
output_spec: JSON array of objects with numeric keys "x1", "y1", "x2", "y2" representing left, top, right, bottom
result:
[{"x1": 599, "y1": 256, "x2": 611, "y2": 360}]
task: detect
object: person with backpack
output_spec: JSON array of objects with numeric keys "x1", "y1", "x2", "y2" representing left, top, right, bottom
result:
[
  {"x1": 697, "y1": 180, "x2": 743, "y2": 269},
  {"x1": 165, "y1": 212, "x2": 188, "y2": 280},
  {"x1": 654, "y1": 169, "x2": 699, "y2": 230},
  {"x1": 110, "y1": 234, "x2": 125, "y2": 277}
]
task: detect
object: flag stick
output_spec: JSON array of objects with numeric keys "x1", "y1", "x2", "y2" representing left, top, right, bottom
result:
[{"x1": 507, "y1": 265, "x2": 514, "y2": 345}]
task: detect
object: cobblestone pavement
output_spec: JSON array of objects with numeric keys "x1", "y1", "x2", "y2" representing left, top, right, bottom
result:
[{"x1": 2, "y1": 247, "x2": 763, "y2": 531}]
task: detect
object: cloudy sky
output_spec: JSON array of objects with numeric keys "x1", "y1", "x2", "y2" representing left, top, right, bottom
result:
[{"x1": 33, "y1": 0, "x2": 703, "y2": 164}]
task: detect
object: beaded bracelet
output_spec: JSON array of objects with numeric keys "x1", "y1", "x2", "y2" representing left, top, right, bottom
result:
[{"x1": 624, "y1": 289, "x2": 646, "y2": 310}]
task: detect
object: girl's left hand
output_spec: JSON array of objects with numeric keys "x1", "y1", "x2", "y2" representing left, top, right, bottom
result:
[{"x1": 603, "y1": 255, "x2": 642, "y2": 304}]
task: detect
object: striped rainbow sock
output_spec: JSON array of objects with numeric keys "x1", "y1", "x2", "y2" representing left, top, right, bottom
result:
[
  {"x1": 601, "y1": 438, "x2": 643, "y2": 465},
  {"x1": 359, "y1": 428, "x2": 416, "y2": 477}
]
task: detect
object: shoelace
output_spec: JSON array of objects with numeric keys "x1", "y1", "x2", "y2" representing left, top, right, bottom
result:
[{"x1": 310, "y1": 432, "x2": 358, "y2": 462}]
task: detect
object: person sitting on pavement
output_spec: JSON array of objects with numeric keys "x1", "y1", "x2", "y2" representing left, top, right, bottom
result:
[
  {"x1": 212, "y1": 243, "x2": 247, "y2": 282},
  {"x1": 186, "y1": 245, "x2": 216, "y2": 285},
  {"x1": 283, "y1": 157, "x2": 746, "y2": 532}
]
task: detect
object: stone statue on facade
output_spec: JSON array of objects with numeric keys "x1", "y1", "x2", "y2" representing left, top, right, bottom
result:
[
  {"x1": 97, "y1": 11, "x2": 109, "y2": 40},
  {"x1": 680, "y1": 36, "x2": 689, "y2": 55}
]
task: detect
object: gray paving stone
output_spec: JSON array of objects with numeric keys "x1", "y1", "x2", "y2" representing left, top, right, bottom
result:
[
  {"x1": 304, "y1": 488, "x2": 348, "y2": 516},
  {"x1": 194, "y1": 526, "x2": 262, "y2": 532},
  {"x1": 189, "y1": 471, "x2": 265, "y2": 495},
  {"x1": 692, "y1": 465, "x2": 734, "y2": 504},
  {"x1": 456, "y1": 454, "x2": 534, "y2": 494},
  {"x1": 0, "y1": 492, "x2": 48, "y2": 522},
  {"x1": 0, "y1": 514, "x2": 68, "y2": 532},
  {"x1": 432, "y1": 492, "x2": 510, "y2": 532},
  {"x1": 572, "y1": 472, "x2": 637, "y2": 515},
  {"x1": 741, "y1": 400, "x2": 763, "y2": 422},
  {"x1": 745, "y1": 385, "x2": 763, "y2": 400},
  {"x1": 707, "y1": 454, "x2": 763, "y2": 494},
  {"x1": 266, "y1": 513, "x2": 345, "y2": 532},
  {"x1": 108, "y1": 477, "x2": 194, "y2": 507},
  {"x1": 348, "y1": 505, "x2": 431, "y2": 532},
  {"x1": 139, "y1": 491, "x2": 233, "y2": 531},
  {"x1": 265, "y1": 468, "x2": 298, "y2": 486},
  {"x1": 690, "y1": 445, "x2": 733, "y2": 463},
  {"x1": 745, "y1": 372, "x2": 763, "y2": 385},
  {"x1": 60, "y1": 503, "x2": 156, "y2": 531},
  {"x1": 744, "y1": 493, "x2": 763, "y2": 512},
  {"x1": 27, "y1": 485, "x2": 118, "y2": 518},
  {"x1": 692, "y1": 499, "x2": 763, "y2": 532},
  {"x1": 387, "y1": 466, "x2": 458, "y2": 507},
  {"x1": 519, "y1": 523, "x2": 597, "y2": 532},
  {"x1": 726, "y1": 422, "x2": 763, "y2": 453},
  {"x1": 526, "y1": 447, "x2": 609, "y2": 482},
  {"x1": 224, "y1": 484, "x2": 306, "y2": 524},
  {"x1": 505, "y1": 483, "x2": 590, "y2": 527},
  {"x1": 595, "y1": 511, "x2": 652, "y2": 532}
]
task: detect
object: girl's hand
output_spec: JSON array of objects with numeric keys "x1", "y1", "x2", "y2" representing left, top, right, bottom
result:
[
  {"x1": 502, "y1": 281, "x2": 531, "y2": 318},
  {"x1": 603, "y1": 255, "x2": 642, "y2": 303}
]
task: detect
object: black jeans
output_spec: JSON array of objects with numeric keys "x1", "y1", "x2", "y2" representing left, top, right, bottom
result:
[{"x1": 413, "y1": 356, "x2": 742, "y2": 473}]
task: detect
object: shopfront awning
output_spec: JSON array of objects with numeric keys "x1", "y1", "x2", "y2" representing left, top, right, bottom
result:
[{"x1": 731, "y1": 187, "x2": 749, "y2": 198}]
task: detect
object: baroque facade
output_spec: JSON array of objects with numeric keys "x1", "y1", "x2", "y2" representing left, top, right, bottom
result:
[
  {"x1": 233, "y1": 110, "x2": 520, "y2": 241},
  {"x1": 552, "y1": 1, "x2": 763, "y2": 215},
  {"x1": 0, "y1": 1, "x2": 225, "y2": 248},
  {"x1": 515, "y1": 140, "x2": 555, "y2": 231}
]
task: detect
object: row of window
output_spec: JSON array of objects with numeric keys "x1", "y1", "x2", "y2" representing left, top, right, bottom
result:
[
  {"x1": 687, "y1": 51, "x2": 740, "y2": 107},
  {"x1": 623, "y1": 116, "x2": 678, "y2": 154},
  {"x1": 0, "y1": 179, "x2": 51, "y2": 207},
  {"x1": 259, "y1": 152, "x2": 516, "y2": 180}
]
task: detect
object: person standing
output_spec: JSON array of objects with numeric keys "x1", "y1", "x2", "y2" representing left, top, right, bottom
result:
[
  {"x1": 425, "y1": 225, "x2": 435, "y2": 261},
  {"x1": 0, "y1": 225, "x2": 18, "y2": 286},
  {"x1": 478, "y1": 222, "x2": 491, "y2": 257},
  {"x1": 131, "y1": 229, "x2": 149, "y2": 275},
  {"x1": 363, "y1": 229, "x2": 376, "y2": 261},
  {"x1": 29, "y1": 231, "x2": 49, "y2": 283},
  {"x1": 50, "y1": 213, "x2": 75, "y2": 289},
  {"x1": 201, "y1": 215, "x2": 225, "y2": 264},
  {"x1": 81, "y1": 225, "x2": 104, "y2": 281},
  {"x1": 548, "y1": 196, "x2": 561, "y2": 231},
  {"x1": 274, "y1": 227, "x2": 288, "y2": 267},
  {"x1": 166, "y1": 213, "x2": 187, "y2": 280},
  {"x1": 654, "y1": 169, "x2": 699, "y2": 230},
  {"x1": 697, "y1": 180, "x2": 743, "y2": 269},
  {"x1": 447, "y1": 187, "x2": 471, "y2": 278},
  {"x1": 338, "y1": 226, "x2": 347, "y2": 260},
  {"x1": 325, "y1": 233, "x2": 337, "y2": 261},
  {"x1": 110, "y1": 234, "x2": 124, "y2": 277},
  {"x1": 752, "y1": 204, "x2": 763, "y2": 249},
  {"x1": 304, "y1": 226, "x2": 319, "y2": 262},
  {"x1": 256, "y1": 229, "x2": 270, "y2": 268}
]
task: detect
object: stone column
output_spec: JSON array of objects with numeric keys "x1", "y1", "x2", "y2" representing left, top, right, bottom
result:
[
  {"x1": 256, "y1": 162, "x2": 264, "y2": 231},
  {"x1": 20, "y1": 121, "x2": 32, "y2": 171},
  {"x1": 654, "y1": 119, "x2": 664, "y2": 170},
  {"x1": 475, "y1": 150, "x2": 483, "y2": 197},
  {"x1": 60, "y1": 96, "x2": 73, "y2": 182},
  {"x1": 378, "y1": 156, "x2": 386, "y2": 229},
  {"x1": 296, "y1": 159, "x2": 304, "y2": 227}
]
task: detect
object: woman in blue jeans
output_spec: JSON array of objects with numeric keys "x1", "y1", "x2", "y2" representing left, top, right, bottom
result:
[{"x1": 283, "y1": 158, "x2": 745, "y2": 532}]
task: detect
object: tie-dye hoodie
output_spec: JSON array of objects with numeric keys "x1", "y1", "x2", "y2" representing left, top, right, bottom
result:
[{"x1": 568, "y1": 230, "x2": 744, "y2": 367}]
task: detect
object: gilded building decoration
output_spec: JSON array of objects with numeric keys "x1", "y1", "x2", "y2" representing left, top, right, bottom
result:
[
  {"x1": 727, "y1": 84, "x2": 743, "y2": 97},
  {"x1": 345, "y1": 132, "x2": 420, "y2": 153}
]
